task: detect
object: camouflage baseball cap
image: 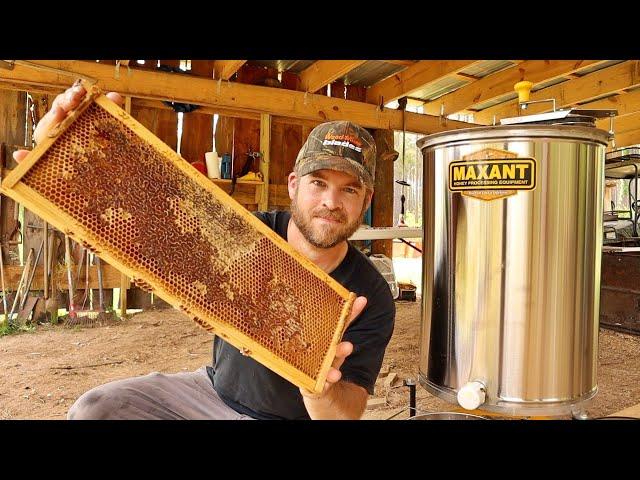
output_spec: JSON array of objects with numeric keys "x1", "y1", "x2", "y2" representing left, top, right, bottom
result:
[{"x1": 294, "y1": 121, "x2": 376, "y2": 189}]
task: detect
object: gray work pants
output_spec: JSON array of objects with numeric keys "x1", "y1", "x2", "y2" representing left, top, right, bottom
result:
[{"x1": 67, "y1": 366, "x2": 254, "y2": 420}]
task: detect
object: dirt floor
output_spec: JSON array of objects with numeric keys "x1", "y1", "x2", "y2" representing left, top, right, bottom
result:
[{"x1": 1, "y1": 301, "x2": 639, "y2": 420}]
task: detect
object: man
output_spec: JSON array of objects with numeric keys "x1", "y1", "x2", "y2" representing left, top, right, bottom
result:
[{"x1": 15, "y1": 82, "x2": 396, "y2": 420}]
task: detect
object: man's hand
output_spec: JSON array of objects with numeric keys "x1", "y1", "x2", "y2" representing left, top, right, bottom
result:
[
  {"x1": 13, "y1": 80, "x2": 124, "y2": 163},
  {"x1": 300, "y1": 295, "x2": 369, "y2": 419}
]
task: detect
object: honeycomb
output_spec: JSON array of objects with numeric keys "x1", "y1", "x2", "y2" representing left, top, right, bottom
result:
[{"x1": 1, "y1": 88, "x2": 355, "y2": 393}]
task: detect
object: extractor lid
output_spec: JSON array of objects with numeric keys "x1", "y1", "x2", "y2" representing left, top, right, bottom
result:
[{"x1": 500, "y1": 108, "x2": 617, "y2": 127}]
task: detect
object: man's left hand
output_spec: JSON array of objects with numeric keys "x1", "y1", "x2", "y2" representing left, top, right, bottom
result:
[{"x1": 300, "y1": 295, "x2": 367, "y2": 399}]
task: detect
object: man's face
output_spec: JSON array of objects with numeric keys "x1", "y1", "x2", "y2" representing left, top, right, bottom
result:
[{"x1": 288, "y1": 169, "x2": 372, "y2": 249}]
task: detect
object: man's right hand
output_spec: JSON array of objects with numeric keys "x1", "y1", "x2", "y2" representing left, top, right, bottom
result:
[{"x1": 12, "y1": 80, "x2": 124, "y2": 164}]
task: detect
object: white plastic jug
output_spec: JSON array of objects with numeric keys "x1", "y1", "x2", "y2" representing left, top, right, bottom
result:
[{"x1": 205, "y1": 151, "x2": 220, "y2": 179}]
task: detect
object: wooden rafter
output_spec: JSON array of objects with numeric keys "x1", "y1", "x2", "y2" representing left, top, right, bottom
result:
[
  {"x1": 366, "y1": 60, "x2": 479, "y2": 106},
  {"x1": 421, "y1": 60, "x2": 607, "y2": 118},
  {"x1": 581, "y1": 89, "x2": 640, "y2": 118},
  {"x1": 0, "y1": 60, "x2": 474, "y2": 135},
  {"x1": 213, "y1": 60, "x2": 247, "y2": 80},
  {"x1": 299, "y1": 60, "x2": 366, "y2": 93},
  {"x1": 474, "y1": 61, "x2": 638, "y2": 124},
  {"x1": 381, "y1": 60, "x2": 418, "y2": 67}
]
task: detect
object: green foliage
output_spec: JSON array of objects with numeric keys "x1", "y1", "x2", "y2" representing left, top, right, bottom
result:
[
  {"x1": 0, "y1": 321, "x2": 35, "y2": 337},
  {"x1": 393, "y1": 131, "x2": 424, "y2": 227}
]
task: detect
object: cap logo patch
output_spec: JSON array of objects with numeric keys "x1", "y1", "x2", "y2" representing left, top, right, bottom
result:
[{"x1": 322, "y1": 139, "x2": 362, "y2": 152}]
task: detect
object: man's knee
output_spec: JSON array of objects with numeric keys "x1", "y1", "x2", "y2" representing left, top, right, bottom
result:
[{"x1": 67, "y1": 387, "x2": 121, "y2": 420}]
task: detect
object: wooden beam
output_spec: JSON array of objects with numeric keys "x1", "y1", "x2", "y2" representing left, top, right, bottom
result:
[
  {"x1": 0, "y1": 82, "x2": 62, "y2": 96},
  {"x1": 371, "y1": 129, "x2": 396, "y2": 257},
  {"x1": 610, "y1": 128, "x2": 640, "y2": 148},
  {"x1": 259, "y1": 113, "x2": 271, "y2": 210},
  {"x1": 213, "y1": 60, "x2": 247, "y2": 80},
  {"x1": 580, "y1": 89, "x2": 640, "y2": 118},
  {"x1": 422, "y1": 60, "x2": 607, "y2": 118},
  {"x1": 365, "y1": 60, "x2": 479, "y2": 106},
  {"x1": 299, "y1": 60, "x2": 366, "y2": 93},
  {"x1": 475, "y1": 61, "x2": 639, "y2": 125},
  {"x1": 133, "y1": 97, "x2": 261, "y2": 120},
  {"x1": 0, "y1": 60, "x2": 475, "y2": 135}
]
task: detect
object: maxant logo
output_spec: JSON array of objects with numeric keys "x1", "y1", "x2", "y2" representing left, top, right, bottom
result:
[{"x1": 449, "y1": 158, "x2": 536, "y2": 191}]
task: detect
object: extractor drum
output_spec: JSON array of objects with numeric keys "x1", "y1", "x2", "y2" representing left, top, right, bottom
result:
[{"x1": 417, "y1": 124, "x2": 609, "y2": 416}]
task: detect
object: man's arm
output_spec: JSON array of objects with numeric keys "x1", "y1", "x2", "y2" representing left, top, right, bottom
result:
[
  {"x1": 301, "y1": 379, "x2": 368, "y2": 420},
  {"x1": 299, "y1": 296, "x2": 370, "y2": 419}
]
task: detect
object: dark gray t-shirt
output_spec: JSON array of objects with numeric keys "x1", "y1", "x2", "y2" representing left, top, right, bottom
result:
[{"x1": 208, "y1": 210, "x2": 395, "y2": 420}]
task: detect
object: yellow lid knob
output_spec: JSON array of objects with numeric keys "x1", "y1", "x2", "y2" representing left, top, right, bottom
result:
[{"x1": 514, "y1": 81, "x2": 533, "y2": 103}]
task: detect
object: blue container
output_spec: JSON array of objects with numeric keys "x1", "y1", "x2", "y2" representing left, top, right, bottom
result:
[{"x1": 221, "y1": 154, "x2": 232, "y2": 179}]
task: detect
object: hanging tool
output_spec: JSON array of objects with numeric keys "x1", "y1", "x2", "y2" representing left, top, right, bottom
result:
[
  {"x1": 18, "y1": 238, "x2": 44, "y2": 312},
  {"x1": 65, "y1": 252, "x2": 113, "y2": 328},
  {"x1": 8, "y1": 249, "x2": 34, "y2": 325},
  {"x1": 230, "y1": 148, "x2": 262, "y2": 196},
  {"x1": 396, "y1": 97, "x2": 410, "y2": 227}
]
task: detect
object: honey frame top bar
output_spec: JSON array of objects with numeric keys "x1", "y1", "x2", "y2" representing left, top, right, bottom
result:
[{"x1": 1, "y1": 82, "x2": 356, "y2": 393}]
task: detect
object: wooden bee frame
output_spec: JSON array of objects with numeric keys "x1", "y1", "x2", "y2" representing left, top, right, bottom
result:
[{"x1": 1, "y1": 83, "x2": 355, "y2": 394}]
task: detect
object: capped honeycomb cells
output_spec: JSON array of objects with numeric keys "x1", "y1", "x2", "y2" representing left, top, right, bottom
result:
[{"x1": 21, "y1": 103, "x2": 347, "y2": 380}]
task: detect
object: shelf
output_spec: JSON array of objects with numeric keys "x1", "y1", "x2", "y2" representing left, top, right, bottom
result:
[
  {"x1": 211, "y1": 178, "x2": 264, "y2": 186},
  {"x1": 350, "y1": 226, "x2": 423, "y2": 241},
  {"x1": 209, "y1": 178, "x2": 264, "y2": 207}
]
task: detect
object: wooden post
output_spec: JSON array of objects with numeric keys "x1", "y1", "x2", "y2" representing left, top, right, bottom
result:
[
  {"x1": 371, "y1": 129, "x2": 398, "y2": 257},
  {"x1": 120, "y1": 94, "x2": 132, "y2": 315},
  {"x1": 120, "y1": 273, "x2": 129, "y2": 316},
  {"x1": 259, "y1": 113, "x2": 271, "y2": 211},
  {"x1": 0, "y1": 90, "x2": 27, "y2": 265}
]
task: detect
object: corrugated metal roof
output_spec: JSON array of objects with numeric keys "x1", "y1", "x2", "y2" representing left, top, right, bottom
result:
[
  {"x1": 471, "y1": 92, "x2": 518, "y2": 111},
  {"x1": 411, "y1": 77, "x2": 470, "y2": 102},
  {"x1": 247, "y1": 60, "x2": 406, "y2": 85},
  {"x1": 459, "y1": 60, "x2": 515, "y2": 78},
  {"x1": 342, "y1": 61, "x2": 406, "y2": 87},
  {"x1": 217, "y1": 60, "x2": 636, "y2": 126}
]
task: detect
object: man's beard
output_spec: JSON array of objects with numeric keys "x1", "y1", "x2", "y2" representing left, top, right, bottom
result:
[{"x1": 291, "y1": 191, "x2": 365, "y2": 249}]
